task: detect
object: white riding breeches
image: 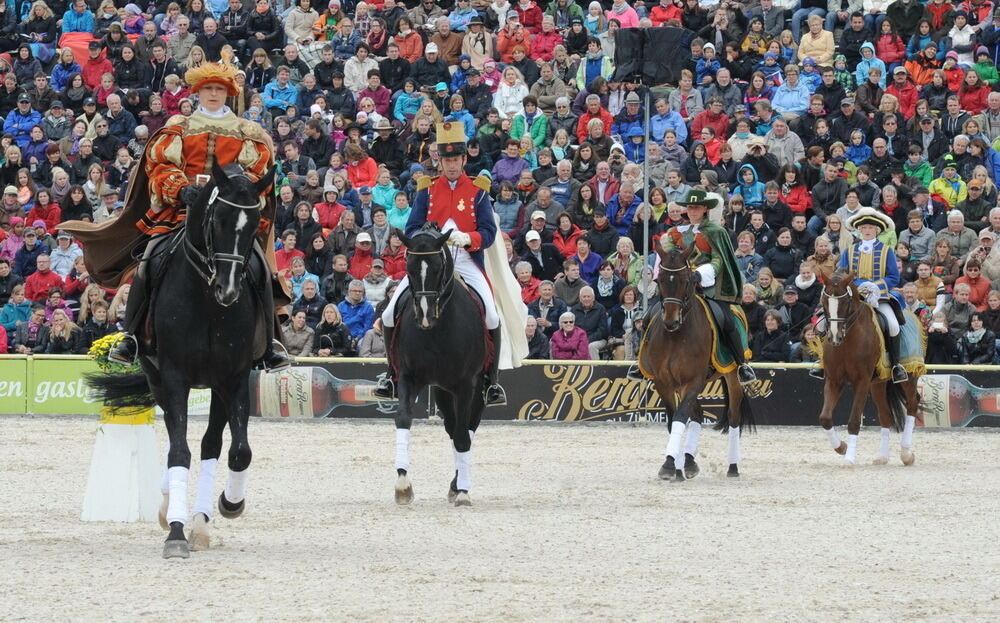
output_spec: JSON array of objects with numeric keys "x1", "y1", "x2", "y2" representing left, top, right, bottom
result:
[
  {"x1": 382, "y1": 245, "x2": 500, "y2": 330},
  {"x1": 876, "y1": 302, "x2": 900, "y2": 337}
]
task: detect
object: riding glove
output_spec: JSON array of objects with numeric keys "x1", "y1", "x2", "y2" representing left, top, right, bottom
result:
[
  {"x1": 180, "y1": 185, "x2": 205, "y2": 207},
  {"x1": 448, "y1": 231, "x2": 472, "y2": 248}
]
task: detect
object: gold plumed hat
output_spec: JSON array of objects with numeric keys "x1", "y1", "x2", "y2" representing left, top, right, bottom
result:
[
  {"x1": 436, "y1": 122, "x2": 468, "y2": 157},
  {"x1": 185, "y1": 62, "x2": 240, "y2": 97}
]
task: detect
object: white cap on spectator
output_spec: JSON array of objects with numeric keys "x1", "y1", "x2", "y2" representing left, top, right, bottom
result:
[
  {"x1": 357, "y1": 232, "x2": 372, "y2": 243},
  {"x1": 531, "y1": 210, "x2": 546, "y2": 221},
  {"x1": 525, "y1": 230, "x2": 541, "y2": 242},
  {"x1": 426, "y1": 42, "x2": 439, "y2": 54}
]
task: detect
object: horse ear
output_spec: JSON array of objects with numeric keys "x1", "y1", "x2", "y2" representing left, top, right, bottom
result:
[
  {"x1": 437, "y1": 228, "x2": 453, "y2": 249},
  {"x1": 680, "y1": 243, "x2": 695, "y2": 261},
  {"x1": 399, "y1": 232, "x2": 412, "y2": 248},
  {"x1": 654, "y1": 244, "x2": 669, "y2": 266},
  {"x1": 211, "y1": 160, "x2": 228, "y2": 187},
  {"x1": 254, "y1": 164, "x2": 278, "y2": 196}
]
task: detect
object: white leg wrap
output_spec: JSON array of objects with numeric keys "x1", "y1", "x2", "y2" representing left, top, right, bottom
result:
[
  {"x1": 684, "y1": 420, "x2": 702, "y2": 456},
  {"x1": 166, "y1": 466, "x2": 189, "y2": 526},
  {"x1": 395, "y1": 428, "x2": 411, "y2": 471},
  {"x1": 665, "y1": 421, "x2": 686, "y2": 459},
  {"x1": 160, "y1": 439, "x2": 171, "y2": 494},
  {"x1": 901, "y1": 415, "x2": 915, "y2": 448},
  {"x1": 826, "y1": 426, "x2": 841, "y2": 450},
  {"x1": 224, "y1": 469, "x2": 249, "y2": 504},
  {"x1": 193, "y1": 458, "x2": 218, "y2": 519},
  {"x1": 676, "y1": 450, "x2": 686, "y2": 470},
  {"x1": 879, "y1": 428, "x2": 891, "y2": 459},
  {"x1": 452, "y1": 430, "x2": 474, "y2": 473},
  {"x1": 846, "y1": 434, "x2": 858, "y2": 463},
  {"x1": 728, "y1": 426, "x2": 741, "y2": 465},
  {"x1": 455, "y1": 450, "x2": 472, "y2": 491}
]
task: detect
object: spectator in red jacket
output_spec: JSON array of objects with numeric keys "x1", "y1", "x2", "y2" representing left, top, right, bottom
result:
[
  {"x1": 82, "y1": 41, "x2": 114, "y2": 91},
  {"x1": 883, "y1": 66, "x2": 919, "y2": 118},
  {"x1": 515, "y1": 260, "x2": 541, "y2": 303},
  {"x1": 514, "y1": 0, "x2": 544, "y2": 33},
  {"x1": 348, "y1": 232, "x2": 375, "y2": 279},
  {"x1": 549, "y1": 311, "x2": 590, "y2": 359},
  {"x1": 575, "y1": 94, "x2": 613, "y2": 143},
  {"x1": 532, "y1": 16, "x2": 563, "y2": 61},
  {"x1": 24, "y1": 255, "x2": 64, "y2": 302},
  {"x1": 690, "y1": 97, "x2": 731, "y2": 140},
  {"x1": 380, "y1": 231, "x2": 407, "y2": 280},
  {"x1": 275, "y1": 230, "x2": 306, "y2": 277},
  {"x1": 959, "y1": 68, "x2": 991, "y2": 115},
  {"x1": 650, "y1": 0, "x2": 683, "y2": 25}
]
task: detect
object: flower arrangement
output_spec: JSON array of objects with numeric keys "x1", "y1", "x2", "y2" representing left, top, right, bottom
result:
[{"x1": 88, "y1": 333, "x2": 141, "y2": 375}]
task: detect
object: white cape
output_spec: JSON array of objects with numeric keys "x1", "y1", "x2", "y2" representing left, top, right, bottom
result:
[{"x1": 484, "y1": 214, "x2": 529, "y2": 369}]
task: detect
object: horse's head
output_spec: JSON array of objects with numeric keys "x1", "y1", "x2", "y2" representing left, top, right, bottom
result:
[
  {"x1": 821, "y1": 269, "x2": 858, "y2": 345},
  {"x1": 655, "y1": 244, "x2": 695, "y2": 332},
  {"x1": 399, "y1": 223, "x2": 454, "y2": 329},
  {"x1": 192, "y1": 161, "x2": 276, "y2": 306}
]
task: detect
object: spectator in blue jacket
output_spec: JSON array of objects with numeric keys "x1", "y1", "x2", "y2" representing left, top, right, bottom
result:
[
  {"x1": 4, "y1": 94, "x2": 42, "y2": 148},
  {"x1": 61, "y1": 0, "x2": 94, "y2": 33},
  {"x1": 771, "y1": 64, "x2": 812, "y2": 118},
  {"x1": 338, "y1": 279, "x2": 376, "y2": 340},
  {"x1": 649, "y1": 97, "x2": 687, "y2": 145},
  {"x1": 263, "y1": 66, "x2": 297, "y2": 117},
  {"x1": 330, "y1": 18, "x2": 362, "y2": 61},
  {"x1": 611, "y1": 91, "x2": 643, "y2": 138},
  {"x1": 606, "y1": 183, "x2": 641, "y2": 236}
]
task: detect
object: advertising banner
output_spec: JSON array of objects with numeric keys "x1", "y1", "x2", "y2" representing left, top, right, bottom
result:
[{"x1": 3, "y1": 356, "x2": 1000, "y2": 427}]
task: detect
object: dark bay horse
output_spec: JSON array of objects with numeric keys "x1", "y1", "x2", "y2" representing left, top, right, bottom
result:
[
  {"x1": 817, "y1": 269, "x2": 919, "y2": 466},
  {"x1": 391, "y1": 224, "x2": 488, "y2": 507},
  {"x1": 87, "y1": 162, "x2": 275, "y2": 558},
  {"x1": 639, "y1": 245, "x2": 755, "y2": 483}
]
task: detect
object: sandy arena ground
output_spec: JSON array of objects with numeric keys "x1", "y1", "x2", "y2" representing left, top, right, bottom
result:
[{"x1": 1, "y1": 416, "x2": 999, "y2": 622}]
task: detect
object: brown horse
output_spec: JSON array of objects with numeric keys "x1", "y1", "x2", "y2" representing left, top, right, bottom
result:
[
  {"x1": 817, "y1": 269, "x2": 919, "y2": 466},
  {"x1": 638, "y1": 245, "x2": 755, "y2": 482}
]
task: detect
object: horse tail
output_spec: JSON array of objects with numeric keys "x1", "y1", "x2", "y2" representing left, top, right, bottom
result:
[
  {"x1": 885, "y1": 379, "x2": 908, "y2": 432},
  {"x1": 84, "y1": 372, "x2": 155, "y2": 409},
  {"x1": 713, "y1": 376, "x2": 757, "y2": 434}
]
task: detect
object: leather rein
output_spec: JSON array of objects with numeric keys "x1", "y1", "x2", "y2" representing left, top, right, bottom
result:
[
  {"x1": 822, "y1": 285, "x2": 861, "y2": 339},
  {"x1": 406, "y1": 237, "x2": 457, "y2": 317}
]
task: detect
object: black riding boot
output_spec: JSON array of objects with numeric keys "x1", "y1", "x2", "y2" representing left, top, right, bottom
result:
[
  {"x1": 108, "y1": 271, "x2": 148, "y2": 365},
  {"x1": 253, "y1": 273, "x2": 291, "y2": 371},
  {"x1": 373, "y1": 324, "x2": 397, "y2": 399},
  {"x1": 484, "y1": 327, "x2": 507, "y2": 406},
  {"x1": 722, "y1": 312, "x2": 756, "y2": 385},
  {"x1": 888, "y1": 333, "x2": 908, "y2": 383}
]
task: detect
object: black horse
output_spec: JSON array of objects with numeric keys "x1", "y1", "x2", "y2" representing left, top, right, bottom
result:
[
  {"x1": 391, "y1": 224, "x2": 489, "y2": 507},
  {"x1": 88, "y1": 162, "x2": 275, "y2": 558}
]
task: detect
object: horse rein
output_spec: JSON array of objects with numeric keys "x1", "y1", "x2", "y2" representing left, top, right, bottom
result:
[{"x1": 184, "y1": 183, "x2": 263, "y2": 284}]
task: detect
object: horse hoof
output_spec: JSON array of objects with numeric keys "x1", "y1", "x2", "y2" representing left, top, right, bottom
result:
[
  {"x1": 684, "y1": 454, "x2": 699, "y2": 480},
  {"x1": 218, "y1": 492, "x2": 245, "y2": 519},
  {"x1": 844, "y1": 457, "x2": 857, "y2": 467},
  {"x1": 671, "y1": 469, "x2": 685, "y2": 483},
  {"x1": 188, "y1": 513, "x2": 210, "y2": 551},
  {"x1": 395, "y1": 475, "x2": 414, "y2": 505},
  {"x1": 727, "y1": 464, "x2": 739, "y2": 478},
  {"x1": 872, "y1": 456, "x2": 889, "y2": 465},
  {"x1": 834, "y1": 441, "x2": 847, "y2": 455},
  {"x1": 158, "y1": 493, "x2": 169, "y2": 531},
  {"x1": 453, "y1": 491, "x2": 472, "y2": 507},
  {"x1": 901, "y1": 447, "x2": 915, "y2": 466},
  {"x1": 162, "y1": 539, "x2": 190, "y2": 559},
  {"x1": 447, "y1": 474, "x2": 458, "y2": 503},
  {"x1": 658, "y1": 456, "x2": 675, "y2": 480}
]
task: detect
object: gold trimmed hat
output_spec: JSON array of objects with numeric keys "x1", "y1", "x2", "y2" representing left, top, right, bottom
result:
[
  {"x1": 185, "y1": 62, "x2": 240, "y2": 97},
  {"x1": 436, "y1": 122, "x2": 467, "y2": 157},
  {"x1": 846, "y1": 206, "x2": 894, "y2": 233}
]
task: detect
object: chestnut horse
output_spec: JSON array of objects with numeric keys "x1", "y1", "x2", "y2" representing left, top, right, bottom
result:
[
  {"x1": 817, "y1": 269, "x2": 919, "y2": 465},
  {"x1": 639, "y1": 245, "x2": 755, "y2": 483}
]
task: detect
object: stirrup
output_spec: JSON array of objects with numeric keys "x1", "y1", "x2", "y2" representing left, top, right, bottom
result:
[
  {"x1": 107, "y1": 334, "x2": 139, "y2": 365},
  {"x1": 626, "y1": 364, "x2": 645, "y2": 381},
  {"x1": 485, "y1": 383, "x2": 507, "y2": 407},
  {"x1": 891, "y1": 364, "x2": 908, "y2": 384},
  {"x1": 736, "y1": 364, "x2": 756, "y2": 385},
  {"x1": 254, "y1": 340, "x2": 291, "y2": 371},
  {"x1": 809, "y1": 367, "x2": 825, "y2": 380},
  {"x1": 374, "y1": 373, "x2": 397, "y2": 399}
]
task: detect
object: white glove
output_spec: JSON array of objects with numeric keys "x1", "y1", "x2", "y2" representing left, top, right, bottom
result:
[
  {"x1": 858, "y1": 282, "x2": 880, "y2": 306},
  {"x1": 448, "y1": 231, "x2": 472, "y2": 248},
  {"x1": 694, "y1": 264, "x2": 716, "y2": 288}
]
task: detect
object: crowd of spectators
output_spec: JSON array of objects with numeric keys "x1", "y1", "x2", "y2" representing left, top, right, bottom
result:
[{"x1": 3, "y1": 0, "x2": 1000, "y2": 365}]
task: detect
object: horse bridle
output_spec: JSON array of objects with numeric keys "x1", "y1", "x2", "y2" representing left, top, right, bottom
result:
[
  {"x1": 659, "y1": 264, "x2": 694, "y2": 331},
  {"x1": 184, "y1": 183, "x2": 263, "y2": 284},
  {"x1": 822, "y1": 285, "x2": 860, "y2": 337},
  {"x1": 406, "y1": 237, "x2": 456, "y2": 316}
]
